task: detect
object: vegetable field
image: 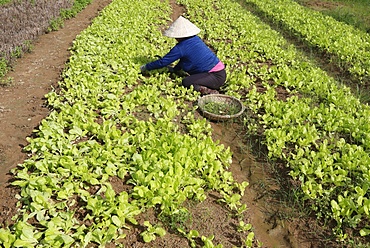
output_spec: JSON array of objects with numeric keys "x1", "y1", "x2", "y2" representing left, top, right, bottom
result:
[{"x1": 1, "y1": 0, "x2": 370, "y2": 247}]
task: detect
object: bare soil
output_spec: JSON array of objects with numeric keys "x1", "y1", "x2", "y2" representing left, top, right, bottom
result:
[{"x1": 0, "y1": 0, "x2": 335, "y2": 247}]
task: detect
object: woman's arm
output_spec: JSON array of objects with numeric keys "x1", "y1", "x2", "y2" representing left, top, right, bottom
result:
[{"x1": 144, "y1": 46, "x2": 182, "y2": 71}]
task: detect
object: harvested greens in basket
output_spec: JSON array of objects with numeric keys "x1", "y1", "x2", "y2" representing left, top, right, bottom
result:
[{"x1": 203, "y1": 101, "x2": 240, "y2": 115}]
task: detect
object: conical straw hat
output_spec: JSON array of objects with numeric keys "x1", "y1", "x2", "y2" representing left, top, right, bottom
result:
[{"x1": 163, "y1": 16, "x2": 200, "y2": 38}]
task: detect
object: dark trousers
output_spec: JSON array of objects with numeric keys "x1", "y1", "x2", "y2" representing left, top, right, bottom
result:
[{"x1": 182, "y1": 69, "x2": 226, "y2": 91}]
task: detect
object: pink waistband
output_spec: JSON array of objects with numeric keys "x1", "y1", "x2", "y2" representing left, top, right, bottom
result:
[{"x1": 209, "y1": 61, "x2": 225, "y2": 72}]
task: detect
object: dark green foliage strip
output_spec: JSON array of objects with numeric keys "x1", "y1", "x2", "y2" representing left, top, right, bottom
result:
[{"x1": 0, "y1": 0, "x2": 11, "y2": 5}]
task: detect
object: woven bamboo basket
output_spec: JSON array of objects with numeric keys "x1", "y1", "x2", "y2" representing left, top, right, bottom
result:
[{"x1": 197, "y1": 94, "x2": 245, "y2": 121}]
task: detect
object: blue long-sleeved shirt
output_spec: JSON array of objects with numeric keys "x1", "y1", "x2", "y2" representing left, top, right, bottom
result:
[{"x1": 145, "y1": 36, "x2": 220, "y2": 75}]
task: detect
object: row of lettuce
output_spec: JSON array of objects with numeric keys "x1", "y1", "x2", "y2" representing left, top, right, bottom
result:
[
  {"x1": 244, "y1": 0, "x2": 370, "y2": 84},
  {"x1": 180, "y1": 0, "x2": 370, "y2": 242},
  {"x1": 0, "y1": 0, "x2": 252, "y2": 247}
]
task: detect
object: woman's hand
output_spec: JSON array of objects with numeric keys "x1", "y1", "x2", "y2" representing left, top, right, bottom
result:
[
  {"x1": 167, "y1": 66, "x2": 175, "y2": 73},
  {"x1": 140, "y1": 65, "x2": 147, "y2": 73}
]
